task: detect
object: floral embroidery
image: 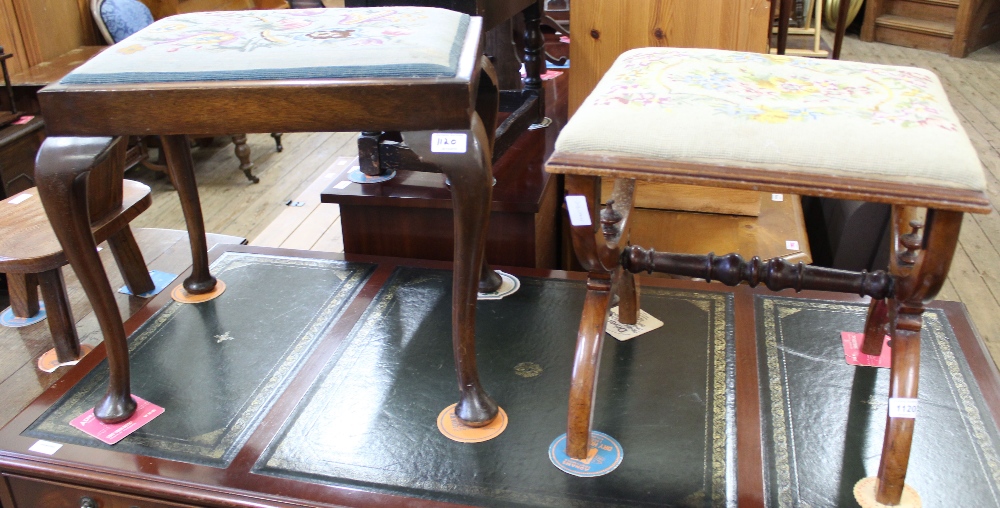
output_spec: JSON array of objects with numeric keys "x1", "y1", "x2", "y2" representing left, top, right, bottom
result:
[
  {"x1": 594, "y1": 48, "x2": 959, "y2": 130},
  {"x1": 117, "y1": 8, "x2": 432, "y2": 54}
]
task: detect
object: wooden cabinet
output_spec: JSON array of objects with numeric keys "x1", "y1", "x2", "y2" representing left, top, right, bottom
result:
[
  {"x1": 4, "y1": 474, "x2": 198, "y2": 508},
  {"x1": 0, "y1": 0, "x2": 101, "y2": 74},
  {"x1": 568, "y1": 0, "x2": 772, "y2": 115},
  {"x1": 138, "y1": 0, "x2": 289, "y2": 20}
]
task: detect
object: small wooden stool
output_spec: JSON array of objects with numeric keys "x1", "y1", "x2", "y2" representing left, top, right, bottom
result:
[
  {"x1": 546, "y1": 48, "x2": 990, "y2": 506},
  {"x1": 0, "y1": 137, "x2": 154, "y2": 366},
  {"x1": 35, "y1": 7, "x2": 523, "y2": 428}
]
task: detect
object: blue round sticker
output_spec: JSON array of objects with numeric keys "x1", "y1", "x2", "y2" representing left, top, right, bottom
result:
[
  {"x1": 549, "y1": 431, "x2": 623, "y2": 477},
  {"x1": 347, "y1": 168, "x2": 396, "y2": 184},
  {"x1": 0, "y1": 302, "x2": 46, "y2": 328}
]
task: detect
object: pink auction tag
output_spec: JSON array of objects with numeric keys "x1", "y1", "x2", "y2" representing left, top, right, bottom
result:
[
  {"x1": 70, "y1": 396, "x2": 164, "y2": 445},
  {"x1": 12, "y1": 115, "x2": 34, "y2": 125},
  {"x1": 841, "y1": 332, "x2": 891, "y2": 369},
  {"x1": 541, "y1": 70, "x2": 564, "y2": 81}
]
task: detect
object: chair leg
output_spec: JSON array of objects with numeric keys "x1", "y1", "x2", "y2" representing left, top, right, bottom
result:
[
  {"x1": 522, "y1": 0, "x2": 546, "y2": 121},
  {"x1": 37, "y1": 268, "x2": 81, "y2": 364},
  {"x1": 160, "y1": 135, "x2": 218, "y2": 296},
  {"x1": 832, "y1": 0, "x2": 852, "y2": 59},
  {"x1": 861, "y1": 298, "x2": 889, "y2": 356},
  {"x1": 271, "y1": 133, "x2": 283, "y2": 153},
  {"x1": 35, "y1": 136, "x2": 137, "y2": 423},
  {"x1": 107, "y1": 227, "x2": 155, "y2": 297},
  {"x1": 7, "y1": 272, "x2": 40, "y2": 318},
  {"x1": 874, "y1": 207, "x2": 963, "y2": 504},
  {"x1": 401, "y1": 112, "x2": 499, "y2": 427},
  {"x1": 231, "y1": 134, "x2": 259, "y2": 183},
  {"x1": 566, "y1": 274, "x2": 614, "y2": 459},
  {"x1": 617, "y1": 269, "x2": 640, "y2": 325}
]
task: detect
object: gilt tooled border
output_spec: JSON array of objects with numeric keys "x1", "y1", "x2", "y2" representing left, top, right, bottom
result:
[
  {"x1": 762, "y1": 298, "x2": 1000, "y2": 508},
  {"x1": 27, "y1": 253, "x2": 370, "y2": 464}
]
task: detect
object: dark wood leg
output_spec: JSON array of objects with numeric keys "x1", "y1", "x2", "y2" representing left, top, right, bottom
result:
[
  {"x1": 271, "y1": 133, "x2": 283, "y2": 152},
  {"x1": 160, "y1": 135, "x2": 218, "y2": 296},
  {"x1": 777, "y1": 0, "x2": 792, "y2": 55},
  {"x1": 875, "y1": 206, "x2": 963, "y2": 504},
  {"x1": 566, "y1": 274, "x2": 614, "y2": 458},
  {"x1": 618, "y1": 269, "x2": 639, "y2": 325},
  {"x1": 35, "y1": 136, "x2": 136, "y2": 423},
  {"x1": 522, "y1": 0, "x2": 546, "y2": 121},
  {"x1": 107, "y1": 227, "x2": 155, "y2": 296},
  {"x1": 833, "y1": 0, "x2": 852, "y2": 60},
  {"x1": 862, "y1": 298, "x2": 889, "y2": 356},
  {"x1": 475, "y1": 57, "x2": 503, "y2": 295},
  {"x1": 401, "y1": 112, "x2": 499, "y2": 427},
  {"x1": 37, "y1": 268, "x2": 81, "y2": 363},
  {"x1": 7, "y1": 272, "x2": 39, "y2": 318},
  {"x1": 231, "y1": 134, "x2": 259, "y2": 183}
]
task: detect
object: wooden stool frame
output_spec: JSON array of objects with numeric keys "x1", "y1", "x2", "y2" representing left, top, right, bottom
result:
[
  {"x1": 33, "y1": 11, "x2": 528, "y2": 432},
  {"x1": 547, "y1": 148, "x2": 990, "y2": 505}
]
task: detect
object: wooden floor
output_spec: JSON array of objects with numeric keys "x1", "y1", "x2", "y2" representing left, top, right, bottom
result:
[{"x1": 2, "y1": 35, "x2": 1000, "y2": 433}]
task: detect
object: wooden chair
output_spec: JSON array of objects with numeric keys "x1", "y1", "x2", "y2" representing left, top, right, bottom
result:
[
  {"x1": 0, "y1": 136, "x2": 154, "y2": 366},
  {"x1": 89, "y1": 0, "x2": 285, "y2": 183},
  {"x1": 774, "y1": 0, "x2": 852, "y2": 59},
  {"x1": 546, "y1": 47, "x2": 989, "y2": 506},
  {"x1": 35, "y1": 6, "x2": 539, "y2": 430}
]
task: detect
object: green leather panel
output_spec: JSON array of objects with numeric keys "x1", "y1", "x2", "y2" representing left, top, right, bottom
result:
[
  {"x1": 24, "y1": 253, "x2": 374, "y2": 467},
  {"x1": 756, "y1": 296, "x2": 1000, "y2": 507},
  {"x1": 255, "y1": 267, "x2": 736, "y2": 507}
]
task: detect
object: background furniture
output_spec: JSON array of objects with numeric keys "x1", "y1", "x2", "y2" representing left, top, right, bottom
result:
[
  {"x1": 0, "y1": 137, "x2": 154, "y2": 366},
  {"x1": 861, "y1": 0, "x2": 1000, "y2": 57}
]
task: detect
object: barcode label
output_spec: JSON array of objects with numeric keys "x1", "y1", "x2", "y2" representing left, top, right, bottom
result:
[{"x1": 888, "y1": 397, "x2": 919, "y2": 418}]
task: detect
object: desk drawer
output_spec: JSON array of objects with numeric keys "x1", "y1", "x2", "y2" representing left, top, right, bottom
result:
[{"x1": 5, "y1": 473, "x2": 196, "y2": 508}]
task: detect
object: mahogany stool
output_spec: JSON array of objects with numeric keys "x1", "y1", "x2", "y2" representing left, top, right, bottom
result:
[
  {"x1": 546, "y1": 48, "x2": 990, "y2": 506},
  {"x1": 35, "y1": 7, "x2": 504, "y2": 429},
  {"x1": 0, "y1": 137, "x2": 154, "y2": 365}
]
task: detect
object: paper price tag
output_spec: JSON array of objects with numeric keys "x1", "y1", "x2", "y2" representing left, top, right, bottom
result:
[
  {"x1": 431, "y1": 133, "x2": 467, "y2": 153},
  {"x1": 28, "y1": 440, "x2": 62, "y2": 455},
  {"x1": 888, "y1": 398, "x2": 919, "y2": 418},
  {"x1": 786, "y1": 240, "x2": 799, "y2": 250},
  {"x1": 565, "y1": 195, "x2": 592, "y2": 227},
  {"x1": 772, "y1": 193, "x2": 784, "y2": 202},
  {"x1": 7, "y1": 193, "x2": 31, "y2": 204},
  {"x1": 333, "y1": 180, "x2": 352, "y2": 190}
]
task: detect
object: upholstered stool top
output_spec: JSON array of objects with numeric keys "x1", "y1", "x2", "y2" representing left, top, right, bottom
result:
[
  {"x1": 62, "y1": 7, "x2": 470, "y2": 84},
  {"x1": 549, "y1": 48, "x2": 988, "y2": 211}
]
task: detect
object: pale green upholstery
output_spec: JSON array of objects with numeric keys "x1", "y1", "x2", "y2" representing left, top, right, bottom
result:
[
  {"x1": 62, "y1": 7, "x2": 470, "y2": 85},
  {"x1": 554, "y1": 48, "x2": 986, "y2": 193}
]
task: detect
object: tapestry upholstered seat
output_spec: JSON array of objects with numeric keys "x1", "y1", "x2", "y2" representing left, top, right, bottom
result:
[
  {"x1": 36, "y1": 6, "x2": 507, "y2": 436},
  {"x1": 546, "y1": 47, "x2": 990, "y2": 507}
]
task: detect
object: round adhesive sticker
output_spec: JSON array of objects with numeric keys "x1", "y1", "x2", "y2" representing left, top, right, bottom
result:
[
  {"x1": 549, "y1": 431, "x2": 623, "y2": 477},
  {"x1": 171, "y1": 279, "x2": 226, "y2": 304},
  {"x1": 0, "y1": 302, "x2": 47, "y2": 328},
  {"x1": 437, "y1": 403, "x2": 508, "y2": 443}
]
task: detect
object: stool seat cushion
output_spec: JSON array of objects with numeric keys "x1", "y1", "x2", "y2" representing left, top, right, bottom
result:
[
  {"x1": 554, "y1": 48, "x2": 986, "y2": 193},
  {"x1": 61, "y1": 7, "x2": 470, "y2": 85}
]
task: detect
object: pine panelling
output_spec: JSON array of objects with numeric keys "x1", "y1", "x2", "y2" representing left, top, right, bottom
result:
[
  {"x1": 10, "y1": 0, "x2": 100, "y2": 65},
  {"x1": 568, "y1": 0, "x2": 771, "y2": 115},
  {"x1": 0, "y1": 0, "x2": 28, "y2": 73}
]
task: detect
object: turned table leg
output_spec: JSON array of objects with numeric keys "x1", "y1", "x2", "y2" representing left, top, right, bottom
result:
[
  {"x1": 36, "y1": 137, "x2": 137, "y2": 423},
  {"x1": 874, "y1": 206, "x2": 963, "y2": 504},
  {"x1": 522, "y1": 0, "x2": 546, "y2": 121},
  {"x1": 402, "y1": 112, "x2": 499, "y2": 427},
  {"x1": 231, "y1": 134, "x2": 259, "y2": 183},
  {"x1": 160, "y1": 135, "x2": 218, "y2": 296}
]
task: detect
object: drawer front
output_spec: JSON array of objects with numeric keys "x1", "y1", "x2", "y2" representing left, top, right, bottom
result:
[{"x1": 5, "y1": 473, "x2": 196, "y2": 508}]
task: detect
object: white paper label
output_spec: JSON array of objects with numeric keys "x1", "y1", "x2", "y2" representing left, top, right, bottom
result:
[
  {"x1": 771, "y1": 193, "x2": 784, "y2": 202},
  {"x1": 333, "y1": 180, "x2": 352, "y2": 190},
  {"x1": 786, "y1": 240, "x2": 799, "y2": 250},
  {"x1": 430, "y1": 133, "x2": 467, "y2": 153},
  {"x1": 8, "y1": 193, "x2": 31, "y2": 204},
  {"x1": 606, "y1": 307, "x2": 665, "y2": 341},
  {"x1": 888, "y1": 397, "x2": 919, "y2": 418},
  {"x1": 28, "y1": 440, "x2": 62, "y2": 455},
  {"x1": 565, "y1": 195, "x2": 592, "y2": 227}
]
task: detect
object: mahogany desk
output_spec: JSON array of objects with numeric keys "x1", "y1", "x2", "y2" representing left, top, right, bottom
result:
[{"x1": 0, "y1": 245, "x2": 998, "y2": 507}]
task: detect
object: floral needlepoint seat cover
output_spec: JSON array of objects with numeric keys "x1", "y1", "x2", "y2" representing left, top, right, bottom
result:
[
  {"x1": 61, "y1": 7, "x2": 470, "y2": 85},
  {"x1": 553, "y1": 47, "x2": 986, "y2": 192}
]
